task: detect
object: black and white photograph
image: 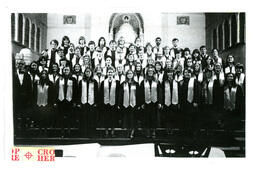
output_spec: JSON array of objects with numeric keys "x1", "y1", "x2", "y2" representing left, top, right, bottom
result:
[{"x1": 9, "y1": 12, "x2": 246, "y2": 158}]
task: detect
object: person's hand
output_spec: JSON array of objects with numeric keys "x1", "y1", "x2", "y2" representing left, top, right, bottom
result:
[
  {"x1": 193, "y1": 103, "x2": 198, "y2": 107},
  {"x1": 141, "y1": 104, "x2": 145, "y2": 109},
  {"x1": 117, "y1": 106, "x2": 120, "y2": 110},
  {"x1": 158, "y1": 104, "x2": 162, "y2": 109},
  {"x1": 53, "y1": 103, "x2": 57, "y2": 108},
  {"x1": 77, "y1": 104, "x2": 81, "y2": 108},
  {"x1": 93, "y1": 104, "x2": 97, "y2": 107}
]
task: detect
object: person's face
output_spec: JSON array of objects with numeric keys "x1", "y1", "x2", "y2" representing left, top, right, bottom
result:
[
  {"x1": 146, "y1": 45, "x2": 152, "y2": 52},
  {"x1": 135, "y1": 38, "x2": 141, "y2": 46},
  {"x1": 117, "y1": 66, "x2": 123, "y2": 73},
  {"x1": 136, "y1": 64, "x2": 141, "y2": 71},
  {"x1": 213, "y1": 49, "x2": 218, "y2": 56},
  {"x1": 107, "y1": 69, "x2": 114, "y2": 78},
  {"x1": 195, "y1": 63, "x2": 200, "y2": 71},
  {"x1": 96, "y1": 67, "x2": 102, "y2": 75},
  {"x1": 164, "y1": 47, "x2": 170, "y2": 55},
  {"x1": 236, "y1": 68, "x2": 242, "y2": 74},
  {"x1": 75, "y1": 48, "x2": 80, "y2": 55},
  {"x1": 184, "y1": 51, "x2": 190, "y2": 56},
  {"x1": 64, "y1": 39, "x2": 69, "y2": 46},
  {"x1": 155, "y1": 64, "x2": 161, "y2": 71},
  {"x1": 148, "y1": 59, "x2": 154, "y2": 65},
  {"x1": 227, "y1": 55, "x2": 234, "y2": 63},
  {"x1": 58, "y1": 50, "x2": 64, "y2": 57},
  {"x1": 129, "y1": 46, "x2": 135, "y2": 53},
  {"x1": 127, "y1": 71, "x2": 134, "y2": 79},
  {"x1": 110, "y1": 42, "x2": 116, "y2": 50},
  {"x1": 167, "y1": 72, "x2": 174, "y2": 79},
  {"x1": 63, "y1": 67, "x2": 70, "y2": 76},
  {"x1": 17, "y1": 61, "x2": 25, "y2": 71},
  {"x1": 89, "y1": 44, "x2": 95, "y2": 51},
  {"x1": 100, "y1": 39, "x2": 105, "y2": 46},
  {"x1": 69, "y1": 44, "x2": 74, "y2": 52},
  {"x1": 128, "y1": 55, "x2": 134, "y2": 62},
  {"x1": 74, "y1": 65, "x2": 80, "y2": 72},
  {"x1": 147, "y1": 69, "x2": 154, "y2": 77},
  {"x1": 156, "y1": 38, "x2": 161, "y2": 46},
  {"x1": 31, "y1": 63, "x2": 38, "y2": 71},
  {"x1": 119, "y1": 41, "x2": 125, "y2": 48},
  {"x1": 215, "y1": 64, "x2": 221, "y2": 73},
  {"x1": 177, "y1": 66, "x2": 182, "y2": 73},
  {"x1": 40, "y1": 59, "x2": 46, "y2": 66},
  {"x1": 207, "y1": 57, "x2": 212, "y2": 64},
  {"x1": 194, "y1": 52, "x2": 199, "y2": 58},
  {"x1": 106, "y1": 58, "x2": 112, "y2": 65},
  {"x1": 138, "y1": 51, "x2": 144, "y2": 58},
  {"x1": 52, "y1": 64, "x2": 58, "y2": 72},
  {"x1": 187, "y1": 59, "x2": 193, "y2": 67},
  {"x1": 201, "y1": 47, "x2": 207, "y2": 54},
  {"x1": 50, "y1": 42, "x2": 58, "y2": 49},
  {"x1": 172, "y1": 40, "x2": 178, "y2": 47},
  {"x1": 166, "y1": 60, "x2": 172, "y2": 67},
  {"x1": 41, "y1": 71, "x2": 47, "y2": 79},
  {"x1": 85, "y1": 69, "x2": 92, "y2": 78},
  {"x1": 227, "y1": 74, "x2": 234, "y2": 82},
  {"x1": 79, "y1": 39, "x2": 85, "y2": 45},
  {"x1": 184, "y1": 70, "x2": 191, "y2": 79}
]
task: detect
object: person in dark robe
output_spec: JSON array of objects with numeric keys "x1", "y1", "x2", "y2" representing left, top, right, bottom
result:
[
  {"x1": 77, "y1": 67, "x2": 98, "y2": 137},
  {"x1": 61, "y1": 36, "x2": 70, "y2": 57},
  {"x1": 154, "y1": 61, "x2": 164, "y2": 84},
  {"x1": 55, "y1": 66, "x2": 78, "y2": 137},
  {"x1": 99, "y1": 66, "x2": 120, "y2": 137},
  {"x1": 119, "y1": 70, "x2": 140, "y2": 138},
  {"x1": 32, "y1": 70, "x2": 55, "y2": 137},
  {"x1": 235, "y1": 63, "x2": 245, "y2": 120},
  {"x1": 179, "y1": 68, "x2": 199, "y2": 137},
  {"x1": 105, "y1": 40, "x2": 116, "y2": 67},
  {"x1": 87, "y1": 41, "x2": 96, "y2": 68},
  {"x1": 140, "y1": 66, "x2": 162, "y2": 138},
  {"x1": 78, "y1": 36, "x2": 89, "y2": 57},
  {"x1": 48, "y1": 39, "x2": 59, "y2": 72},
  {"x1": 57, "y1": 47, "x2": 72, "y2": 73},
  {"x1": 13, "y1": 59, "x2": 32, "y2": 137},
  {"x1": 123, "y1": 54, "x2": 136, "y2": 73},
  {"x1": 199, "y1": 45, "x2": 209, "y2": 70},
  {"x1": 170, "y1": 38, "x2": 183, "y2": 59},
  {"x1": 223, "y1": 72, "x2": 243, "y2": 131},
  {"x1": 153, "y1": 37, "x2": 163, "y2": 55},
  {"x1": 224, "y1": 54, "x2": 236, "y2": 74},
  {"x1": 38, "y1": 55, "x2": 49, "y2": 73},
  {"x1": 28, "y1": 61, "x2": 40, "y2": 91}
]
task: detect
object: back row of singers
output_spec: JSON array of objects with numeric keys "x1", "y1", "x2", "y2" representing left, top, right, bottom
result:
[{"x1": 14, "y1": 56, "x2": 245, "y2": 138}]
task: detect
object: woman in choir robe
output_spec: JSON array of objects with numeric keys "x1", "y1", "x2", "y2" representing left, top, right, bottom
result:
[
  {"x1": 174, "y1": 64, "x2": 184, "y2": 83},
  {"x1": 32, "y1": 70, "x2": 55, "y2": 136},
  {"x1": 61, "y1": 36, "x2": 71, "y2": 57},
  {"x1": 105, "y1": 40, "x2": 117, "y2": 67},
  {"x1": 28, "y1": 61, "x2": 40, "y2": 91},
  {"x1": 185, "y1": 58, "x2": 193, "y2": 70},
  {"x1": 155, "y1": 53, "x2": 166, "y2": 68},
  {"x1": 183, "y1": 48, "x2": 191, "y2": 60},
  {"x1": 193, "y1": 62, "x2": 204, "y2": 84},
  {"x1": 57, "y1": 47, "x2": 72, "y2": 73},
  {"x1": 179, "y1": 68, "x2": 199, "y2": 137},
  {"x1": 224, "y1": 54, "x2": 236, "y2": 74},
  {"x1": 115, "y1": 46, "x2": 126, "y2": 67},
  {"x1": 124, "y1": 54, "x2": 136, "y2": 73},
  {"x1": 102, "y1": 57, "x2": 115, "y2": 76},
  {"x1": 78, "y1": 36, "x2": 89, "y2": 56},
  {"x1": 93, "y1": 66, "x2": 105, "y2": 90},
  {"x1": 212, "y1": 48, "x2": 222, "y2": 65},
  {"x1": 66, "y1": 43, "x2": 75, "y2": 61},
  {"x1": 140, "y1": 66, "x2": 162, "y2": 138},
  {"x1": 223, "y1": 73, "x2": 243, "y2": 130},
  {"x1": 162, "y1": 68, "x2": 180, "y2": 133},
  {"x1": 163, "y1": 46, "x2": 172, "y2": 61},
  {"x1": 93, "y1": 48, "x2": 106, "y2": 69},
  {"x1": 48, "y1": 39, "x2": 59, "y2": 71},
  {"x1": 13, "y1": 59, "x2": 32, "y2": 136},
  {"x1": 137, "y1": 49, "x2": 147, "y2": 69},
  {"x1": 127, "y1": 43, "x2": 138, "y2": 60},
  {"x1": 87, "y1": 41, "x2": 96, "y2": 67},
  {"x1": 155, "y1": 61, "x2": 164, "y2": 84},
  {"x1": 72, "y1": 63, "x2": 83, "y2": 86},
  {"x1": 212, "y1": 63, "x2": 225, "y2": 127},
  {"x1": 77, "y1": 67, "x2": 98, "y2": 137},
  {"x1": 119, "y1": 70, "x2": 140, "y2": 138},
  {"x1": 115, "y1": 64, "x2": 126, "y2": 84},
  {"x1": 204, "y1": 56, "x2": 215, "y2": 72},
  {"x1": 38, "y1": 56, "x2": 49, "y2": 73},
  {"x1": 96, "y1": 37, "x2": 109, "y2": 56},
  {"x1": 71, "y1": 47, "x2": 83, "y2": 68},
  {"x1": 172, "y1": 50, "x2": 185, "y2": 71},
  {"x1": 192, "y1": 49, "x2": 202, "y2": 65},
  {"x1": 143, "y1": 43, "x2": 155, "y2": 62},
  {"x1": 56, "y1": 66, "x2": 78, "y2": 137},
  {"x1": 134, "y1": 61, "x2": 144, "y2": 85},
  {"x1": 99, "y1": 67, "x2": 120, "y2": 137}
]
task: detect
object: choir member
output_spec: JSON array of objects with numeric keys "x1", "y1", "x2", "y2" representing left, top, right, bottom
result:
[
  {"x1": 48, "y1": 39, "x2": 60, "y2": 70},
  {"x1": 163, "y1": 46, "x2": 172, "y2": 61},
  {"x1": 192, "y1": 49, "x2": 202, "y2": 65},
  {"x1": 172, "y1": 49, "x2": 185, "y2": 71},
  {"x1": 179, "y1": 68, "x2": 199, "y2": 136},
  {"x1": 200, "y1": 45, "x2": 209, "y2": 70},
  {"x1": 235, "y1": 63, "x2": 245, "y2": 119},
  {"x1": 58, "y1": 47, "x2": 72, "y2": 73},
  {"x1": 116, "y1": 36, "x2": 128, "y2": 57},
  {"x1": 140, "y1": 66, "x2": 162, "y2": 138},
  {"x1": 81, "y1": 54, "x2": 92, "y2": 72},
  {"x1": 32, "y1": 70, "x2": 55, "y2": 136},
  {"x1": 137, "y1": 49, "x2": 147, "y2": 68},
  {"x1": 183, "y1": 48, "x2": 191, "y2": 60},
  {"x1": 103, "y1": 57, "x2": 115, "y2": 75},
  {"x1": 212, "y1": 48, "x2": 222, "y2": 65},
  {"x1": 77, "y1": 67, "x2": 98, "y2": 137},
  {"x1": 155, "y1": 61, "x2": 164, "y2": 84},
  {"x1": 115, "y1": 64, "x2": 126, "y2": 84},
  {"x1": 134, "y1": 61, "x2": 144, "y2": 85},
  {"x1": 72, "y1": 63, "x2": 83, "y2": 85},
  {"x1": 185, "y1": 58, "x2": 193, "y2": 70},
  {"x1": 71, "y1": 47, "x2": 83, "y2": 68},
  {"x1": 78, "y1": 36, "x2": 89, "y2": 56},
  {"x1": 99, "y1": 67, "x2": 120, "y2": 137},
  {"x1": 174, "y1": 64, "x2": 184, "y2": 83},
  {"x1": 96, "y1": 37, "x2": 108, "y2": 56},
  {"x1": 13, "y1": 59, "x2": 32, "y2": 136},
  {"x1": 105, "y1": 40, "x2": 117, "y2": 67},
  {"x1": 38, "y1": 55, "x2": 49, "y2": 72},
  {"x1": 224, "y1": 54, "x2": 236, "y2": 74},
  {"x1": 170, "y1": 38, "x2": 182, "y2": 59},
  {"x1": 56, "y1": 66, "x2": 78, "y2": 137},
  {"x1": 144, "y1": 43, "x2": 155, "y2": 61},
  {"x1": 127, "y1": 43, "x2": 138, "y2": 60},
  {"x1": 119, "y1": 70, "x2": 140, "y2": 138},
  {"x1": 61, "y1": 36, "x2": 71, "y2": 57},
  {"x1": 93, "y1": 66, "x2": 105, "y2": 90},
  {"x1": 28, "y1": 61, "x2": 40, "y2": 90},
  {"x1": 193, "y1": 62, "x2": 203, "y2": 83},
  {"x1": 124, "y1": 54, "x2": 136, "y2": 73},
  {"x1": 155, "y1": 53, "x2": 166, "y2": 68},
  {"x1": 153, "y1": 37, "x2": 163, "y2": 55},
  {"x1": 66, "y1": 43, "x2": 75, "y2": 61},
  {"x1": 134, "y1": 37, "x2": 143, "y2": 53},
  {"x1": 87, "y1": 41, "x2": 96, "y2": 67},
  {"x1": 93, "y1": 48, "x2": 105, "y2": 69}
]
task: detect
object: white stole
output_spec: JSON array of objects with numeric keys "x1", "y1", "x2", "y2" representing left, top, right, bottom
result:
[
  {"x1": 206, "y1": 77, "x2": 216, "y2": 105},
  {"x1": 134, "y1": 75, "x2": 144, "y2": 85},
  {"x1": 115, "y1": 74, "x2": 125, "y2": 84},
  {"x1": 81, "y1": 80, "x2": 95, "y2": 105},
  {"x1": 164, "y1": 81, "x2": 171, "y2": 106},
  {"x1": 144, "y1": 80, "x2": 158, "y2": 104},
  {"x1": 49, "y1": 74, "x2": 59, "y2": 84},
  {"x1": 123, "y1": 82, "x2": 136, "y2": 108},
  {"x1": 187, "y1": 78, "x2": 195, "y2": 103},
  {"x1": 225, "y1": 66, "x2": 235, "y2": 74},
  {"x1": 156, "y1": 73, "x2": 164, "y2": 83},
  {"x1": 197, "y1": 72, "x2": 203, "y2": 83},
  {"x1": 37, "y1": 84, "x2": 49, "y2": 107},
  {"x1": 103, "y1": 79, "x2": 116, "y2": 106},
  {"x1": 235, "y1": 73, "x2": 245, "y2": 86},
  {"x1": 172, "y1": 80, "x2": 179, "y2": 105},
  {"x1": 58, "y1": 78, "x2": 73, "y2": 101},
  {"x1": 94, "y1": 75, "x2": 105, "y2": 86},
  {"x1": 224, "y1": 86, "x2": 237, "y2": 111}
]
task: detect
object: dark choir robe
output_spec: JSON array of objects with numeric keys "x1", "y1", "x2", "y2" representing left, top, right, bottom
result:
[
  {"x1": 124, "y1": 63, "x2": 135, "y2": 73},
  {"x1": 78, "y1": 79, "x2": 98, "y2": 137},
  {"x1": 28, "y1": 72, "x2": 40, "y2": 91},
  {"x1": 59, "y1": 58, "x2": 72, "y2": 71},
  {"x1": 105, "y1": 49, "x2": 116, "y2": 67},
  {"x1": 87, "y1": 50, "x2": 95, "y2": 68},
  {"x1": 140, "y1": 79, "x2": 163, "y2": 128},
  {"x1": 200, "y1": 54, "x2": 209, "y2": 70},
  {"x1": 134, "y1": 73, "x2": 144, "y2": 85},
  {"x1": 79, "y1": 45, "x2": 89, "y2": 56},
  {"x1": 179, "y1": 78, "x2": 200, "y2": 130},
  {"x1": 32, "y1": 80, "x2": 55, "y2": 128},
  {"x1": 63, "y1": 45, "x2": 70, "y2": 57},
  {"x1": 99, "y1": 79, "x2": 120, "y2": 128},
  {"x1": 55, "y1": 76, "x2": 78, "y2": 131},
  {"x1": 161, "y1": 79, "x2": 181, "y2": 128},
  {"x1": 223, "y1": 84, "x2": 244, "y2": 128},
  {"x1": 13, "y1": 70, "x2": 32, "y2": 134},
  {"x1": 48, "y1": 48, "x2": 59, "y2": 72},
  {"x1": 118, "y1": 81, "x2": 140, "y2": 129}
]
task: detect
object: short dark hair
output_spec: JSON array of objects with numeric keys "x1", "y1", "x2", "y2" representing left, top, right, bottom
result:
[
  {"x1": 50, "y1": 39, "x2": 59, "y2": 46},
  {"x1": 172, "y1": 38, "x2": 179, "y2": 42}
]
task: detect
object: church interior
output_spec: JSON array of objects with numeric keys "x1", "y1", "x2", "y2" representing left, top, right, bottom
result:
[{"x1": 11, "y1": 13, "x2": 245, "y2": 157}]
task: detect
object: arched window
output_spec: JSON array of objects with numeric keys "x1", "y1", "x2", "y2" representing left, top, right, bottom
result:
[
  {"x1": 240, "y1": 13, "x2": 245, "y2": 43},
  {"x1": 18, "y1": 14, "x2": 23, "y2": 43},
  {"x1": 231, "y1": 14, "x2": 237, "y2": 46},
  {"x1": 224, "y1": 20, "x2": 230, "y2": 49},
  {"x1": 31, "y1": 24, "x2": 35, "y2": 50},
  {"x1": 24, "y1": 18, "x2": 30, "y2": 47},
  {"x1": 36, "y1": 27, "x2": 41, "y2": 52},
  {"x1": 11, "y1": 13, "x2": 15, "y2": 40},
  {"x1": 218, "y1": 24, "x2": 223, "y2": 51},
  {"x1": 213, "y1": 28, "x2": 217, "y2": 49}
]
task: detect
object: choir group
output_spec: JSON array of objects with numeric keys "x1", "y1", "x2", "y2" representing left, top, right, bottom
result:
[{"x1": 13, "y1": 35, "x2": 245, "y2": 139}]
